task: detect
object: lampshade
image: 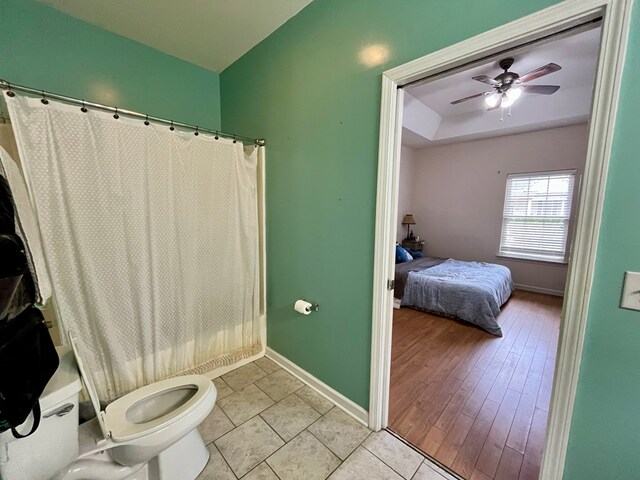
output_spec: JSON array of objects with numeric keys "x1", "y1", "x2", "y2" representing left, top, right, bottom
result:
[{"x1": 402, "y1": 214, "x2": 416, "y2": 225}]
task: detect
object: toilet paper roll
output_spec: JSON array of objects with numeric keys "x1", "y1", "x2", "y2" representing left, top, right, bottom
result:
[{"x1": 294, "y1": 299, "x2": 313, "y2": 315}]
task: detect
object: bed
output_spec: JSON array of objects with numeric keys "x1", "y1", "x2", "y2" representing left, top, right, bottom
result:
[{"x1": 394, "y1": 256, "x2": 514, "y2": 336}]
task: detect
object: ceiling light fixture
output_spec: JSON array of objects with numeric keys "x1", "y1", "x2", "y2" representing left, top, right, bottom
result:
[
  {"x1": 485, "y1": 86, "x2": 522, "y2": 109},
  {"x1": 506, "y1": 86, "x2": 522, "y2": 103},
  {"x1": 485, "y1": 92, "x2": 501, "y2": 108},
  {"x1": 454, "y1": 57, "x2": 562, "y2": 120}
]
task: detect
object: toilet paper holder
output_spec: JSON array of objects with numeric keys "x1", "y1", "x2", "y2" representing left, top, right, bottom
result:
[
  {"x1": 305, "y1": 301, "x2": 319, "y2": 312},
  {"x1": 295, "y1": 299, "x2": 319, "y2": 314}
]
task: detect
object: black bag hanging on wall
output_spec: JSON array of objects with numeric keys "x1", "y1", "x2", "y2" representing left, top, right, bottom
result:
[
  {"x1": 0, "y1": 174, "x2": 34, "y2": 318},
  {"x1": 0, "y1": 307, "x2": 59, "y2": 437},
  {"x1": 0, "y1": 171, "x2": 58, "y2": 438}
]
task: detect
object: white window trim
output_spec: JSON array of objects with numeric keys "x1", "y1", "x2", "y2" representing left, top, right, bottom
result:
[
  {"x1": 496, "y1": 252, "x2": 569, "y2": 265},
  {"x1": 498, "y1": 169, "x2": 577, "y2": 263}
]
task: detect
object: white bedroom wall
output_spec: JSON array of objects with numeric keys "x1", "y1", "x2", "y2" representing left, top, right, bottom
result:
[
  {"x1": 397, "y1": 145, "x2": 417, "y2": 242},
  {"x1": 410, "y1": 123, "x2": 589, "y2": 295}
]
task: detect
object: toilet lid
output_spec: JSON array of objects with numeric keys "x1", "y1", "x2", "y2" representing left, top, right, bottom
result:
[{"x1": 68, "y1": 332, "x2": 111, "y2": 438}]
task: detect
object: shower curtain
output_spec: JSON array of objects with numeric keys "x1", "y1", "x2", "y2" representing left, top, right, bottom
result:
[{"x1": 6, "y1": 95, "x2": 261, "y2": 400}]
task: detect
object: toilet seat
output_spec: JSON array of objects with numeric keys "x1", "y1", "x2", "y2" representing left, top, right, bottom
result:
[
  {"x1": 69, "y1": 333, "x2": 214, "y2": 443},
  {"x1": 104, "y1": 375, "x2": 213, "y2": 442}
]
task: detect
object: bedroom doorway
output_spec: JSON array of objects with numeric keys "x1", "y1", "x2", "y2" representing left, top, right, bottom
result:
[
  {"x1": 388, "y1": 25, "x2": 600, "y2": 479},
  {"x1": 369, "y1": 1, "x2": 633, "y2": 480}
]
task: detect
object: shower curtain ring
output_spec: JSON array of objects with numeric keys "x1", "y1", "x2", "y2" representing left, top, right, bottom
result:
[
  {"x1": 144, "y1": 114, "x2": 150, "y2": 126},
  {"x1": 5, "y1": 82, "x2": 15, "y2": 97},
  {"x1": 113, "y1": 108, "x2": 119, "y2": 119},
  {"x1": 170, "y1": 120, "x2": 175, "y2": 131},
  {"x1": 194, "y1": 126, "x2": 199, "y2": 136},
  {"x1": 81, "y1": 100, "x2": 88, "y2": 113},
  {"x1": 40, "y1": 91, "x2": 49, "y2": 105}
]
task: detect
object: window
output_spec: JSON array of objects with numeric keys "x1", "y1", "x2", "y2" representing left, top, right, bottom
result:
[{"x1": 499, "y1": 170, "x2": 577, "y2": 263}]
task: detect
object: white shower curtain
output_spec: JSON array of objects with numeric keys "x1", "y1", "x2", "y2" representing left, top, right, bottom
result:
[{"x1": 6, "y1": 95, "x2": 261, "y2": 400}]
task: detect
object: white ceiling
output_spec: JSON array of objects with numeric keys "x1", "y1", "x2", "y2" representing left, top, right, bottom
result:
[
  {"x1": 38, "y1": 0, "x2": 314, "y2": 72},
  {"x1": 403, "y1": 26, "x2": 601, "y2": 149}
]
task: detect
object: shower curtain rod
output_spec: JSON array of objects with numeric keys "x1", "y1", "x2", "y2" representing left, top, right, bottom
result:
[{"x1": 0, "y1": 79, "x2": 266, "y2": 146}]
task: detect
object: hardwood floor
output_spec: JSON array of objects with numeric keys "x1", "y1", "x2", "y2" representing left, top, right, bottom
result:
[{"x1": 388, "y1": 290, "x2": 562, "y2": 480}]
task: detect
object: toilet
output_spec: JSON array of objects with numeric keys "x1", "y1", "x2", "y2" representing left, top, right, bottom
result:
[{"x1": 0, "y1": 338, "x2": 217, "y2": 480}]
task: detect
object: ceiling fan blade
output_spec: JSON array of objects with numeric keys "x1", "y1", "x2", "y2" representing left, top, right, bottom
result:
[
  {"x1": 519, "y1": 63, "x2": 561, "y2": 83},
  {"x1": 521, "y1": 85, "x2": 560, "y2": 95},
  {"x1": 450, "y1": 92, "x2": 487, "y2": 105},
  {"x1": 472, "y1": 75, "x2": 500, "y2": 86}
]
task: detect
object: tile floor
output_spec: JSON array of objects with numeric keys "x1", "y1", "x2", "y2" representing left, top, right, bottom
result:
[{"x1": 196, "y1": 357, "x2": 457, "y2": 480}]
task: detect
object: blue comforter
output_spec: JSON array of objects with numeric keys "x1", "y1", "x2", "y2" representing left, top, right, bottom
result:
[{"x1": 401, "y1": 259, "x2": 514, "y2": 336}]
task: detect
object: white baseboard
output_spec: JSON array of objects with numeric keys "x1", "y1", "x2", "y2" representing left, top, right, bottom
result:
[
  {"x1": 266, "y1": 347, "x2": 369, "y2": 427},
  {"x1": 515, "y1": 283, "x2": 564, "y2": 297}
]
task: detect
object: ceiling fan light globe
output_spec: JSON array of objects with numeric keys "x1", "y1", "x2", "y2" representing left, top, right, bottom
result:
[
  {"x1": 485, "y1": 92, "x2": 501, "y2": 107},
  {"x1": 506, "y1": 87, "x2": 522, "y2": 102},
  {"x1": 500, "y1": 93, "x2": 516, "y2": 108}
]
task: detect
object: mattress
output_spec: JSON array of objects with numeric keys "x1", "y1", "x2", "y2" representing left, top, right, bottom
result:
[{"x1": 396, "y1": 257, "x2": 514, "y2": 336}]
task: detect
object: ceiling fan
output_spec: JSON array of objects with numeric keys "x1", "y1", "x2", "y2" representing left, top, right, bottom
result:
[{"x1": 450, "y1": 57, "x2": 561, "y2": 111}]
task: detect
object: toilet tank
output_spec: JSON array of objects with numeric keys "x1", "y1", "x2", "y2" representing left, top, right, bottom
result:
[{"x1": 0, "y1": 346, "x2": 82, "y2": 480}]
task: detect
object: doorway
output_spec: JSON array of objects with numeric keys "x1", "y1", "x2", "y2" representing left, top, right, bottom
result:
[
  {"x1": 368, "y1": 1, "x2": 633, "y2": 480},
  {"x1": 387, "y1": 25, "x2": 599, "y2": 479}
]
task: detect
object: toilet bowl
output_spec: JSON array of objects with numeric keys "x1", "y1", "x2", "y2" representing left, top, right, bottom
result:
[
  {"x1": 97, "y1": 374, "x2": 215, "y2": 467},
  {"x1": 0, "y1": 338, "x2": 217, "y2": 480}
]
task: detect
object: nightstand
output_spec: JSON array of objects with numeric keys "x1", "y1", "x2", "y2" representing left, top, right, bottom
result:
[{"x1": 402, "y1": 239, "x2": 424, "y2": 252}]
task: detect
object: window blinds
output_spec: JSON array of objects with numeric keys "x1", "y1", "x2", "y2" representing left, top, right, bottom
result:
[{"x1": 499, "y1": 170, "x2": 576, "y2": 262}]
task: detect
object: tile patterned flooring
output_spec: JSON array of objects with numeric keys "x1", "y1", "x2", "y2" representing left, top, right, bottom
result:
[{"x1": 197, "y1": 358, "x2": 458, "y2": 480}]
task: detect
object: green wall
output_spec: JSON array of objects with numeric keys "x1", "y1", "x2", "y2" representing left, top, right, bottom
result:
[
  {"x1": 0, "y1": 0, "x2": 221, "y2": 129},
  {"x1": 221, "y1": 0, "x2": 640, "y2": 477},
  {"x1": 221, "y1": 0, "x2": 557, "y2": 409},
  {"x1": 3, "y1": 0, "x2": 639, "y2": 476},
  {"x1": 563, "y1": 4, "x2": 640, "y2": 478}
]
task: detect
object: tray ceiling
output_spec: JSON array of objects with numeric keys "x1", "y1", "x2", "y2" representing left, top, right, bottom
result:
[{"x1": 403, "y1": 26, "x2": 601, "y2": 149}]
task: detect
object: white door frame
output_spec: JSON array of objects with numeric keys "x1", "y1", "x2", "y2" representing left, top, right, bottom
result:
[{"x1": 369, "y1": 1, "x2": 634, "y2": 479}]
